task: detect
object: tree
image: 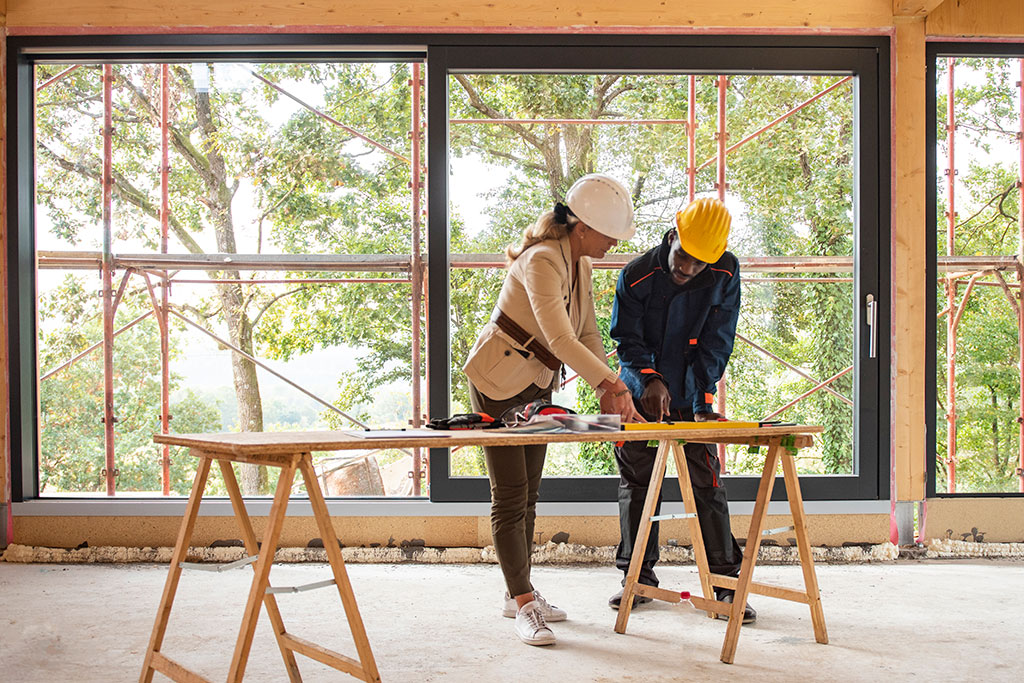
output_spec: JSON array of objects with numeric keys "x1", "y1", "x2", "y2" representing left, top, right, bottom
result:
[
  {"x1": 35, "y1": 64, "x2": 884, "y2": 490},
  {"x1": 36, "y1": 62, "x2": 421, "y2": 493},
  {"x1": 448, "y1": 73, "x2": 858, "y2": 476}
]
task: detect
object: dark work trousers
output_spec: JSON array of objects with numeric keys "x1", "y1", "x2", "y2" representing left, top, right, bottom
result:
[
  {"x1": 614, "y1": 411, "x2": 743, "y2": 587},
  {"x1": 469, "y1": 380, "x2": 553, "y2": 598}
]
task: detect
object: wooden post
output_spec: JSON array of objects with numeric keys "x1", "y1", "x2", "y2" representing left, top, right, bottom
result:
[{"x1": 892, "y1": 17, "x2": 928, "y2": 503}]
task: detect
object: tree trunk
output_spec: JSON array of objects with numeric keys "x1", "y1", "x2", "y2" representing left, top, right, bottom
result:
[
  {"x1": 195, "y1": 88, "x2": 267, "y2": 494},
  {"x1": 991, "y1": 388, "x2": 1001, "y2": 477}
]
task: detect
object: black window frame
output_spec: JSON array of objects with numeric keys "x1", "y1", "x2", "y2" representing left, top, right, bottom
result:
[
  {"x1": 427, "y1": 35, "x2": 891, "y2": 503},
  {"x1": 6, "y1": 34, "x2": 890, "y2": 504},
  {"x1": 925, "y1": 41, "x2": 1024, "y2": 499}
]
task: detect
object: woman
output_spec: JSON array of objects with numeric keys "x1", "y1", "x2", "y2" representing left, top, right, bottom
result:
[{"x1": 464, "y1": 174, "x2": 642, "y2": 646}]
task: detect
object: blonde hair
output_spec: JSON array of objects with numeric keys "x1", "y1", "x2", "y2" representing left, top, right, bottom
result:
[{"x1": 505, "y1": 210, "x2": 579, "y2": 263}]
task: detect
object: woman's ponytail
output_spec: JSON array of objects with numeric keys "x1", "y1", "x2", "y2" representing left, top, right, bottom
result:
[{"x1": 506, "y1": 202, "x2": 577, "y2": 263}]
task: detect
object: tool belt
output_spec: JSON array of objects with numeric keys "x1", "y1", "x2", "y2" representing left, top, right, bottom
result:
[{"x1": 491, "y1": 309, "x2": 562, "y2": 372}]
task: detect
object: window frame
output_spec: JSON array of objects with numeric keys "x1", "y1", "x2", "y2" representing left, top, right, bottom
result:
[
  {"x1": 6, "y1": 34, "x2": 428, "y2": 501},
  {"x1": 6, "y1": 34, "x2": 891, "y2": 505},
  {"x1": 925, "y1": 41, "x2": 1024, "y2": 499},
  {"x1": 427, "y1": 35, "x2": 891, "y2": 503}
]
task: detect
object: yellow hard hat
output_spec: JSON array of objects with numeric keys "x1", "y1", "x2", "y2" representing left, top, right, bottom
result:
[{"x1": 675, "y1": 198, "x2": 731, "y2": 263}]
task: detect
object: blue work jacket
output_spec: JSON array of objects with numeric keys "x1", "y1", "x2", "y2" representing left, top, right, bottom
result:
[{"x1": 610, "y1": 229, "x2": 740, "y2": 415}]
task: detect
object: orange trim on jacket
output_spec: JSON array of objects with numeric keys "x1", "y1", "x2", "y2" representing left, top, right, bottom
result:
[{"x1": 628, "y1": 267, "x2": 661, "y2": 288}]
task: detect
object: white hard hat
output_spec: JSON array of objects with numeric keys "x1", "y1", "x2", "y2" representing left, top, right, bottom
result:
[{"x1": 565, "y1": 173, "x2": 636, "y2": 240}]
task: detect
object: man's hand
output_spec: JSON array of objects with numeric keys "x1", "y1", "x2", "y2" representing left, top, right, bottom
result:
[
  {"x1": 640, "y1": 379, "x2": 671, "y2": 422},
  {"x1": 693, "y1": 411, "x2": 727, "y2": 422}
]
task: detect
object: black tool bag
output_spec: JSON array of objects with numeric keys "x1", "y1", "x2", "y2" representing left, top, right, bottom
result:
[
  {"x1": 499, "y1": 400, "x2": 576, "y2": 426},
  {"x1": 426, "y1": 412, "x2": 504, "y2": 430}
]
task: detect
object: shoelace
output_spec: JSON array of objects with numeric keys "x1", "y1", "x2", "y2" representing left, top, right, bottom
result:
[
  {"x1": 524, "y1": 605, "x2": 548, "y2": 632},
  {"x1": 532, "y1": 592, "x2": 551, "y2": 613}
]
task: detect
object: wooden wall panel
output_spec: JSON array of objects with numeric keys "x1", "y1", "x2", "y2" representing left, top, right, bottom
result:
[
  {"x1": 10, "y1": 512, "x2": 889, "y2": 548},
  {"x1": 0, "y1": 0, "x2": 1022, "y2": 548},
  {"x1": 4, "y1": 0, "x2": 896, "y2": 32},
  {"x1": 928, "y1": 0, "x2": 1024, "y2": 37},
  {"x1": 1, "y1": 19, "x2": 9, "y2": 521}
]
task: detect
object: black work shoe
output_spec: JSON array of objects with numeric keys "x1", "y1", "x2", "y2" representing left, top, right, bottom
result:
[
  {"x1": 714, "y1": 589, "x2": 757, "y2": 624},
  {"x1": 608, "y1": 587, "x2": 654, "y2": 610}
]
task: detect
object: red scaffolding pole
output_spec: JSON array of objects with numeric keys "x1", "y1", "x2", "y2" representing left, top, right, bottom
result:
[
  {"x1": 687, "y1": 75, "x2": 696, "y2": 204},
  {"x1": 410, "y1": 63, "x2": 425, "y2": 496},
  {"x1": 715, "y1": 75, "x2": 728, "y2": 469},
  {"x1": 101, "y1": 64, "x2": 116, "y2": 496},
  {"x1": 37, "y1": 65, "x2": 81, "y2": 92},
  {"x1": 945, "y1": 58, "x2": 959, "y2": 493},
  {"x1": 1018, "y1": 59, "x2": 1024, "y2": 493},
  {"x1": 159, "y1": 64, "x2": 172, "y2": 496}
]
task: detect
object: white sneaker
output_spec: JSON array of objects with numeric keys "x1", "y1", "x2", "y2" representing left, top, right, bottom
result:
[
  {"x1": 502, "y1": 590, "x2": 568, "y2": 621},
  {"x1": 514, "y1": 600, "x2": 556, "y2": 646}
]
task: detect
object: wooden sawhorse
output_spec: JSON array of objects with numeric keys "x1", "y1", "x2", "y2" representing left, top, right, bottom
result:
[
  {"x1": 140, "y1": 448, "x2": 380, "y2": 682},
  {"x1": 613, "y1": 435, "x2": 829, "y2": 664}
]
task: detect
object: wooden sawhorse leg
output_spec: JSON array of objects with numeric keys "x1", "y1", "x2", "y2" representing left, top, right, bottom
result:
[
  {"x1": 290, "y1": 454, "x2": 381, "y2": 682},
  {"x1": 614, "y1": 440, "x2": 732, "y2": 635},
  {"x1": 717, "y1": 438, "x2": 828, "y2": 663},
  {"x1": 613, "y1": 437, "x2": 829, "y2": 666},
  {"x1": 780, "y1": 448, "x2": 829, "y2": 645},
  {"x1": 140, "y1": 450, "x2": 381, "y2": 682},
  {"x1": 218, "y1": 459, "x2": 302, "y2": 681},
  {"x1": 140, "y1": 452, "x2": 212, "y2": 683}
]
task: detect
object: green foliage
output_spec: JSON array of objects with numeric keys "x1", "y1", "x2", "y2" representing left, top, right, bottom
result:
[
  {"x1": 37, "y1": 275, "x2": 222, "y2": 494},
  {"x1": 574, "y1": 316, "x2": 617, "y2": 476},
  {"x1": 41, "y1": 59, "x2": 1016, "y2": 494},
  {"x1": 933, "y1": 57, "x2": 1022, "y2": 493}
]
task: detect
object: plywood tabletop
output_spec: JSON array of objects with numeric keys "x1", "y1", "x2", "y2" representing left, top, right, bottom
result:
[{"x1": 153, "y1": 424, "x2": 822, "y2": 456}]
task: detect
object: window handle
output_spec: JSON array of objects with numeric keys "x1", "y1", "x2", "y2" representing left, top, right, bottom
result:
[{"x1": 866, "y1": 294, "x2": 878, "y2": 359}]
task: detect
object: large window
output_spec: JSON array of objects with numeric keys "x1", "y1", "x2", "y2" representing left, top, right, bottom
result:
[
  {"x1": 8, "y1": 36, "x2": 890, "y2": 504},
  {"x1": 927, "y1": 44, "x2": 1024, "y2": 496},
  {"x1": 427, "y1": 40, "x2": 889, "y2": 503},
  {"x1": 12, "y1": 41, "x2": 429, "y2": 499}
]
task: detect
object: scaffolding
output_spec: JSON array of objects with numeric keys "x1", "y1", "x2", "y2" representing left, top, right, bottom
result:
[
  {"x1": 940, "y1": 58, "x2": 1024, "y2": 494},
  {"x1": 38, "y1": 65, "x2": 874, "y2": 496}
]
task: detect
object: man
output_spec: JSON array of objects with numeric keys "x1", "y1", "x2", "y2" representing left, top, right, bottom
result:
[{"x1": 607, "y1": 197, "x2": 755, "y2": 623}]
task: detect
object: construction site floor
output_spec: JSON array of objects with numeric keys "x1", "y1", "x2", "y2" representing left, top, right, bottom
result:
[{"x1": 1, "y1": 559, "x2": 1021, "y2": 681}]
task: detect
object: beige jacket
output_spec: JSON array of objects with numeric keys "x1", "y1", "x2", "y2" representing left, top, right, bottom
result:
[{"x1": 464, "y1": 235, "x2": 618, "y2": 401}]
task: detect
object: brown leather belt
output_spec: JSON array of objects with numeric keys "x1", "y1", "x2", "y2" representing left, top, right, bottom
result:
[{"x1": 491, "y1": 309, "x2": 562, "y2": 371}]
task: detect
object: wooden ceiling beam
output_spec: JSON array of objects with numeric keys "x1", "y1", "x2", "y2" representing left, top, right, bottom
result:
[{"x1": 893, "y1": 0, "x2": 947, "y2": 17}]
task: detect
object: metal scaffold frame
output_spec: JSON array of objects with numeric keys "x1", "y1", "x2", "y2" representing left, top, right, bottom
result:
[{"x1": 37, "y1": 65, "x2": 869, "y2": 496}]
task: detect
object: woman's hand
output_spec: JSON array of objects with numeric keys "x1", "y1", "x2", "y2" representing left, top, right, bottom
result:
[{"x1": 598, "y1": 378, "x2": 644, "y2": 423}]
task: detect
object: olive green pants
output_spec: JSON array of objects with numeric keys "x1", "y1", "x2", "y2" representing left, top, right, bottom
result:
[{"x1": 469, "y1": 380, "x2": 553, "y2": 597}]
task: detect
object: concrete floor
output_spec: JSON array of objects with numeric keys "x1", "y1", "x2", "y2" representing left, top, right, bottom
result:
[{"x1": 1, "y1": 560, "x2": 1022, "y2": 682}]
